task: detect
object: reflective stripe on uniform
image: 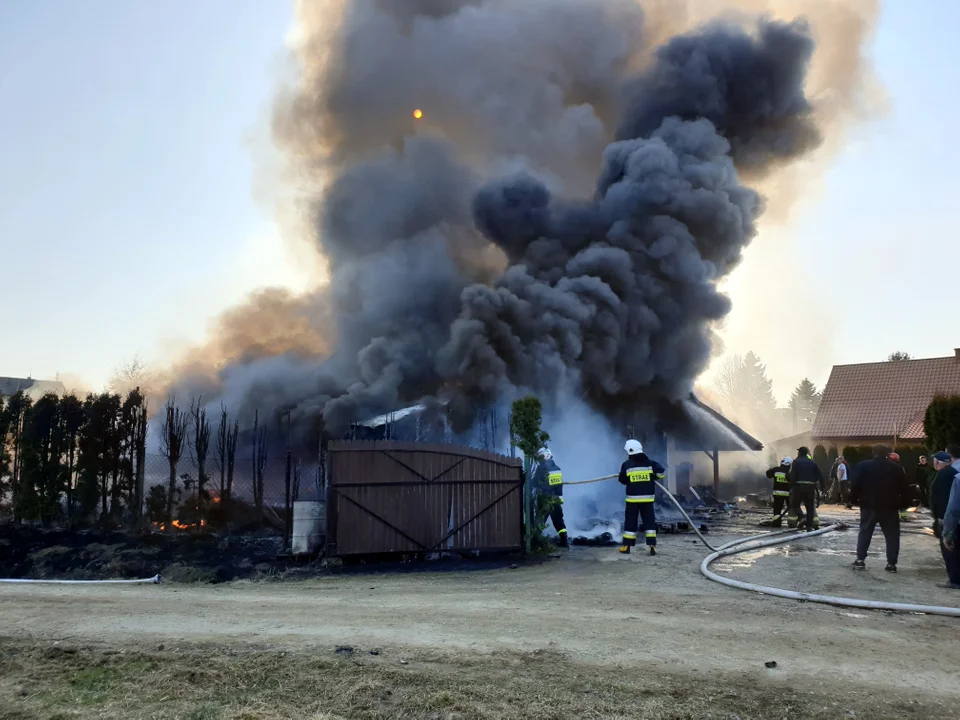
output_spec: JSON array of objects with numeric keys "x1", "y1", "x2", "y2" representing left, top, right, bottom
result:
[
  {"x1": 772, "y1": 491, "x2": 790, "y2": 497},
  {"x1": 645, "y1": 530, "x2": 657, "y2": 537},
  {"x1": 622, "y1": 531, "x2": 637, "y2": 539},
  {"x1": 558, "y1": 528, "x2": 567, "y2": 534},
  {"x1": 795, "y1": 481, "x2": 817, "y2": 485},
  {"x1": 627, "y1": 467, "x2": 653, "y2": 483},
  {"x1": 626, "y1": 495, "x2": 655, "y2": 503},
  {"x1": 548, "y1": 472, "x2": 563, "y2": 486},
  {"x1": 655, "y1": 474, "x2": 665, "y2": 480}
]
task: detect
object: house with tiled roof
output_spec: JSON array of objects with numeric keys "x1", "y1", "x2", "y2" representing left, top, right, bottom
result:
[{"x1": 807, "y1": 349, "x2": 960, "y2": 449}]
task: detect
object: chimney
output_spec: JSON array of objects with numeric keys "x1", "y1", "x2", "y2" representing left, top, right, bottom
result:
[{"x1": 956, "y1": 348, "x2": 960, "y2": 361}]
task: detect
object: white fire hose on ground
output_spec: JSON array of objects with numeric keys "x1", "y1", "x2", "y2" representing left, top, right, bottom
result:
[
  {"x1": 567, "y1": 473, "x2": 960, "y2": 618},
  {"x1": 0, "y1": 575, "x2": 160, "y2": 585}
]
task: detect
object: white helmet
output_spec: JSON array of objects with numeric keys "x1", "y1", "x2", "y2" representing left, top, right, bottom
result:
[
  {"x1": 624, "y1": 439, "x2": 643, "y2": 456},
  {"x1": 537, "y1": 447, "x2": 552, "y2": 460},
  {"x1": 781, "y1": 457, "x2": 793, "y2": 466}
]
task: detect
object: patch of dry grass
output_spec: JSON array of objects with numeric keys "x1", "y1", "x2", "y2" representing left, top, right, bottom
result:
[{"x1": 0, "y1": 638, "x2": 946, "y2": 720}]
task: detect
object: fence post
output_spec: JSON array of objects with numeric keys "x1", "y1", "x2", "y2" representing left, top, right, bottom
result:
[
  {"x1": 523, "y1": 456, "x2": 532, "y2": 553},
  {"x1": 284, "y1": 451, "x2": 292, "y2": 551}
]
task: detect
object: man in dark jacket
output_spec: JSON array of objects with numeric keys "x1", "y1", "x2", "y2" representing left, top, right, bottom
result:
[
  {"x1": 788, "y1": 447, "x2": 824, "y2": 531},
  {"x1": 930, "y1": 451, "x2": 960, "y2": 589},
  {"x1": 533, "y1": 448, "x2": 567, "y2": 547},
  {"x1": 850, "y1": 444, "x2": 909, "y2": 572},
  {"x1": 618, "y1": 439, "x2": 666, "y2": 556},
  {"x1": 915, "y1": 454, "x2": 935, "y2": 508},
  {"x1": 765, "y1": 457, "x2": 793, "y2": 526}
]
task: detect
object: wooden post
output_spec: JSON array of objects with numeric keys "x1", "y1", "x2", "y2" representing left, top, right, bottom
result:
[
  {"x1": 523, "y1": 456, "x2": 533, "y2": 553},
  {"x1": 713, "y1": 447, "x2": 720, "y2": 499}
]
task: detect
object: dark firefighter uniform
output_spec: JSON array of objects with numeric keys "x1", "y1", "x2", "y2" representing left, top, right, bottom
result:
[
  {"x1": 765, "y1": 461, "x2": 793, "y2": 526},
  {"x1": 533, "y1": 456, "x2": 567, "y2": 546},
  {"x1": 618, "y1": 453, "x2": 666, "y2": 554},
  {"x1": 788, "y1": 449, "x2": 825, "y2": 530}
]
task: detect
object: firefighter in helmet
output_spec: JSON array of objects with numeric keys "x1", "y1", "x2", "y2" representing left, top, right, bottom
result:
[
  {"x1": 533, "y1": 447, "x2": 567, "y2": 547},
  {"x1": 765, "y1": 456, "x2": 793, "y2": 526},
  {"x1": 618, "y1": 439, "x2": 666, "y2": 555}
]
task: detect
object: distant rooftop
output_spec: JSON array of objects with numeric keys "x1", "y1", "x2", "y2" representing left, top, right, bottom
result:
[
  {"x1": 811, "y1": 350, "x2": 960, "y2": 442},
  {"x1": 0, "y1": 376, "x2": 67, "y2": 400}
]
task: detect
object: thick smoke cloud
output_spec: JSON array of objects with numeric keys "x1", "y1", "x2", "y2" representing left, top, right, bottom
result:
[{"x1": 166, "y1": 0, "x2": 876, "y2": 440}]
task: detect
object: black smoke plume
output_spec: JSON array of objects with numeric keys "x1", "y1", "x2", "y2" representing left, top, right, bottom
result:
[{"x1": 173, "y1": 2, "x2": 834, "y2": 441}]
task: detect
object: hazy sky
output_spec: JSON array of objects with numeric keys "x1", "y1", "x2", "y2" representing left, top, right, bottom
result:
[{"x1": 1, "y1": 1, "x2": 956, "y2": 404}]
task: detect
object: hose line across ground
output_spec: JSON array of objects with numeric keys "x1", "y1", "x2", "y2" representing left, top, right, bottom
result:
[
  {"x1": 572, "y1": 474, "x2": 960, "y2": 617},
  {"x1": 0, "y1": 575, "x2": 161, "y2": 585}
]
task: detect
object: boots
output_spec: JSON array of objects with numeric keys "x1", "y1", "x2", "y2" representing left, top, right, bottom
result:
[
  {"x1": 618, "y1": 545, "x2": 631, "y2": 554},
  {"x1": 558, "y1": 534, "x2": 568, "y2": 548},
  {"x1": 649, "y1": 546, "x2": 657, "y2": 556}
]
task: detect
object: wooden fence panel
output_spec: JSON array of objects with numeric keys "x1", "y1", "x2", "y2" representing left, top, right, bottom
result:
[{"x1": 326, "y1": 441, "x2": 523, "y2": 556}]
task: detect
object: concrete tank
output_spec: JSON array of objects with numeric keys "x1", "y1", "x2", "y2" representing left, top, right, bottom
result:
[{"x1": 291, "y1": 500, "x2": 326, "y2": 555}]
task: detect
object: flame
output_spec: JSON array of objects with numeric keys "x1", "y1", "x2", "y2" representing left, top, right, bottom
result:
[
  {"x1": 413, "y1": 109, "x2": 423, "y2": 119},
  {"x1": 172, "y1": 520, "x2": 190, "y2": 530}
]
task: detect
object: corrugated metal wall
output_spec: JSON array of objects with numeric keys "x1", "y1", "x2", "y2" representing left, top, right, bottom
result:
[{"x1": 326, "y1": 441, "x2": 523, "y2": 556}]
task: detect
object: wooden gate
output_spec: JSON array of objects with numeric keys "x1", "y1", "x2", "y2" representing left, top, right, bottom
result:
[{"x1": 325, "y1": 440, "x2": 523, "y2": 556}]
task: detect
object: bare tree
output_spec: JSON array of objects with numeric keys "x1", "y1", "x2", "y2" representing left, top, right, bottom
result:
[
  {"x1": 108, "y1": 355, "x2": 155, "y2": 396},
  {"x1": 191, "y1": 399, "x2": 211, "y2": 514},
  {"x1": 713, "y1": 354, "x2": 745, "y2": 408},
  {"x1": 160, "y1": 397, "x2": 188, "y2": 524}
]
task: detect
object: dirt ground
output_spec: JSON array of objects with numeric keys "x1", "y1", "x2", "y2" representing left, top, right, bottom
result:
[{"x1": 2, "y1": 505, "x2": 959, "y2": 719}]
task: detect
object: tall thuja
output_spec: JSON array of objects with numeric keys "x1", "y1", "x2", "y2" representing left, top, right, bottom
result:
[
  {"x1": 18, "y1": 393, "x2": 68, "y2": 525},
  {"x1": 3, "y1": 391, "x2": 32, "y2": 523},
  {"x1": 509, "y1": 396, "x2": 550, "y2": 552},
  {"x1": 0, "y1": 395, "x2": 10, "y2": 502},
  {"x1": 120, "y1": 389, "x2": 148, "y2": 525},
  {"x1": 59, "y1": 394, "x2": 85, "y2": 525},
  {"x1": 77, "y1": 393, "x2": 122, "y2": 523}
]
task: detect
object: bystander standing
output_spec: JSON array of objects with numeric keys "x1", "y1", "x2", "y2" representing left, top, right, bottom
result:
[{"x1": 929, "y1": 451, "x2": 959, "y2": 590}]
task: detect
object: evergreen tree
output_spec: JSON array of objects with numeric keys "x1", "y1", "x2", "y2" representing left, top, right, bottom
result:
[
  {"x1": 788, "y1": 378, "x2": 822, "y2": 430},
  {"x1": 924, "y1": 395, "x2": 960, "y2": 450},
  {"x1": 18, "y1": 393, "x2": 67, "y2": 524},
  {"x1": 0, "y1": 395, "x2": 10, "y2": 499},
  {"x1": 3, "y1": 391, "x2": 32, "y2": 523},
  {"x1": 59, "y1": 394, "x2": 85, "y2": 525}
]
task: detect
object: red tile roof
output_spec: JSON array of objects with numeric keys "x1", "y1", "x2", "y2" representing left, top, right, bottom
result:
[{"x1": 811, "y1": 353, "x2": 960, "y2": 442}]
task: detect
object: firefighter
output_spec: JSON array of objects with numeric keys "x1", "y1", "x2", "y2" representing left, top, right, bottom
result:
[
  {"x1": 618, "y1": 439, "x2": 666, "y2": 556},
  {"x1": 533, "y1": 447, "x2": 567, "y2": 547},
  {"x1": 764, "y1": 457, "x2": 793, "y2": 526},
  {"x1": 788, "y1": 446, "x2": 824, "y2": 530}
]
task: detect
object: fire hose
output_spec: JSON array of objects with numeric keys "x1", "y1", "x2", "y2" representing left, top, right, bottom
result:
[
  {"x1": 0, "y1": 575, "x2": 160, "y2": 585},
  {"x1": 568, "y1": 474, "x2": 960, "y2": 617}
]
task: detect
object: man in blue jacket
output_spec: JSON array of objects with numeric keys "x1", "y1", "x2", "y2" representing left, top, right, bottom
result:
[
  {"x1": 929, "y1": 451, "x2": 959, "y2": 589},
  {"x1": 940, "y1": 444, "x2": 960, "y2": 588}
]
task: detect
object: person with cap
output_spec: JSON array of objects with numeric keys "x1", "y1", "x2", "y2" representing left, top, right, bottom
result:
[
  {"x1": 915, "y1": 453, "x2": 935, "y2": 508},
  {"x1": 788, "y1": 446, "x2": 824, "y2": 530},
  {"x1": 929, "y1": 451, "x2": 959, "y2": 589},
  {"x1": 618, "y1": 439, "x2": 666, "y2": 556},
  {"x1": 940, "y1": 444, "x2": 960, "y2": 580},
  {"x1": 850, "y1": 444, "x2": 909, "y2": 572},
  {"x1": 764, "y1": 457, "x2": 793, "y2": 526},
  {"x1": 533, "y1": 447, "x2": 567, "y2": 547}
]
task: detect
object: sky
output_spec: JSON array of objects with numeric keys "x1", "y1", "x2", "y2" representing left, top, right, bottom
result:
[{"x1": 1, "y1": 0, "x2": 957, "y2": 405}]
